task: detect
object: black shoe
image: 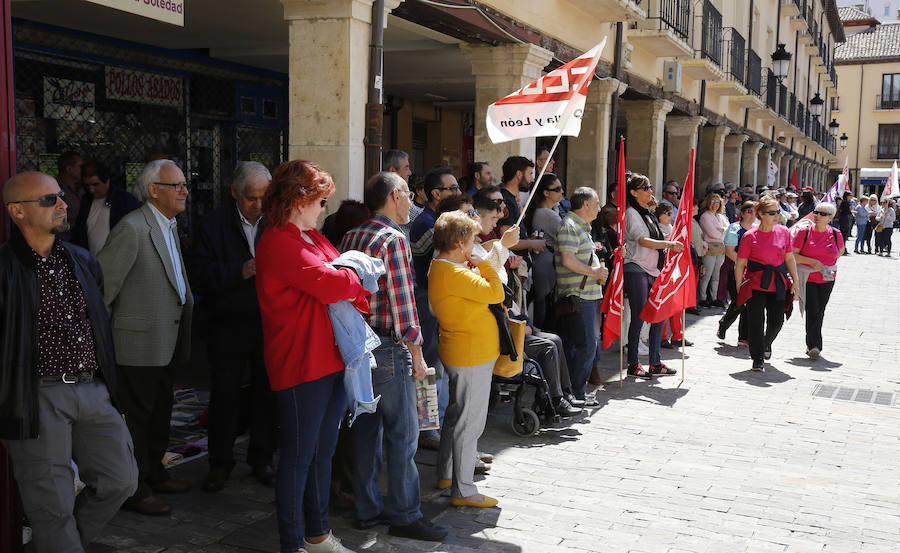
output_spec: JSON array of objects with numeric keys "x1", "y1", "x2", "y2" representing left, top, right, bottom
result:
[
  {"x1": 389, "y1": 518, "x2": 448, "y2": 542},
  {"x1": 202, "y1": 467, "x2": 230, "y2": 492},
  {"x1": 764, "y1": 348, "x2": 772, "y2": 360},
  {"x1": 565, "y1": 392, "x2": 584, "y2": 407},
  {"x1": 699, "y1": 300, "x2": 711, "y2": 308},
  {"x1": 676, "y1": 338, "x2": 694, "y2": 347},
  {"x1": 660, "y1": 339, "x2": 674, "y2": 349},
  {"x1": 711, "y1": 300, "x2": 726, "y2": 308},
  {"x1": 553, "y1": 397, "x2": 583, "y2": 418},
  {"x1": 356, "y1": 512, "x2": 391, "y2": 530},
  {"x1": 251, "y1": 464, "x2": 275, "y2": 487},
  {"x1": 686, "y1": 307, "x2": 702, "y2": 316},
  {"x1": 716, "y1": 324, "x2": 726, "y2": 340},
  {"x1": 627, "y1": 363, "x2": 654, "y2": 379},
  {"x1": 751, "y1": 360, "x2": 764, "y2": 372}
]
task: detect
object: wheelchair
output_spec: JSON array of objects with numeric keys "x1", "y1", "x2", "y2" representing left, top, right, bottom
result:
[{"x1": 491, "y1": 356, "x2": 560, "y2": 437}]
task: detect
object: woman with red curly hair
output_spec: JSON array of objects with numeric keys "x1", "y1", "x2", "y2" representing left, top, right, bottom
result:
[{"x1": 256, "y1": 160, "x2": 368, "y2": 553}]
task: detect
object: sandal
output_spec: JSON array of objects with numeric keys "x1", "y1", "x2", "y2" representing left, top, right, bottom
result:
[{"x1": 649, "y1": 363, "x2": 677, "y2": 376}]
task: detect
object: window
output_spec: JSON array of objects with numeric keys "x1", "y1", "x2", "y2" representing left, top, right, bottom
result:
[
  {"x1": 885, "y1": 5, "x2": 890, "y2": 17},
  {"x1": 877, "y1": 124, "x2": 900, "y2": 159},
  {"x1": 882, "y1": 74, "x2": 900, "y2": 109}
]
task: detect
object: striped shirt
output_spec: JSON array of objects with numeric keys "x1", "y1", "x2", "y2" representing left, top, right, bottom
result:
[
  {"x1": 340, "y1": 214, "x2": 422, "y2": 345},
  {"x1": 555, "y1": 212, "x2": 603, "y2": 300}
]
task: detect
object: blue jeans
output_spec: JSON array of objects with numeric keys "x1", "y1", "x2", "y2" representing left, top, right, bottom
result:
[
  {"x1": 560, "y1": 297, "x2": 600, "y2": 400},
  {"x1": 352, "y1": 337, "x2": 423, "y2": 526},
  {"x1": 623, "y1": 263, "x2": 664, "y2": 366},
  {"x1": 855, "y1": 223, "x2": 867, "y2": 251},
  {"x1": 274, "y1": 370, "x2": 346, "y2": 553}
]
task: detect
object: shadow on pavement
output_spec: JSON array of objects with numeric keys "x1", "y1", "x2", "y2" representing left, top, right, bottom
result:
[
  {"x1": 592, "y1": 376, "x2": 690, "y2": 408},
  {"x1": 785, "y1": 356, "x2": 843, "y2": 371},
  {"x1": 714, "y1": 342, "x2": 752, "y2": 360},
  {"x1": 729, "y1": 364, "x2": 794, "y2": 387}
]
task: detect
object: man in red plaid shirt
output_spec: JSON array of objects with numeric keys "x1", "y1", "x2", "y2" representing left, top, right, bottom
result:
[{"x1": 340, "y1": 172, "x2": 448, "y2": 543}]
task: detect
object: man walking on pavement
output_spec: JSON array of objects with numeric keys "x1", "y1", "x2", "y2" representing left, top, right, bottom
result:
[
  {"x1": 1, "y1": 171, "x2": 137, "y2": 552},
  {"x1": 98, "y1": 159, "x2": 194, "y2": 516}
]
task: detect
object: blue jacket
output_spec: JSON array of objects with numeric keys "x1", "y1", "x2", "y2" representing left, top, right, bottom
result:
[{"x1": 328, "y1": 251, "x2": 385, "y2": 425}]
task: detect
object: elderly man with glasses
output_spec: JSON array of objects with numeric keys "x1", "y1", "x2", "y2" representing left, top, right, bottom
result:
[
  {"x1": 659, "y1": 180, "x2": 680, "y2": 211},
  {"x1": 97, "y1": 159, "x2": 194, "y2": 516},
  {"x1": 1, "y1": 171, "x2": 137, "y2": 553}
]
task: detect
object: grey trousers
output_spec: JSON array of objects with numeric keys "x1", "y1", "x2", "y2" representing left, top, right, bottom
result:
[
  {"x1": 2, "y1": 381, "x2": 138, "y2": 553},
  {"x1": 438, "y1": 359, "x2": 495, "y2": 498}
]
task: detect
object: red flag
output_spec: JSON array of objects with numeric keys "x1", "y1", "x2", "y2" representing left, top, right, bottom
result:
[
  {"x1": 600, "y1": 137, "x2": 626, "y2": 349},
  {"x1": 640, "y1": 149, "x2": 698, "y2": 323},
  {"x1": 790, "y1": 167, "x2": 798, "y2": 191}
]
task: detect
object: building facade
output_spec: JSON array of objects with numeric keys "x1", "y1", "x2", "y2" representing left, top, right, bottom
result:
[{"x1": 831, "y1": 6, "x2": 900, "y2": 194}]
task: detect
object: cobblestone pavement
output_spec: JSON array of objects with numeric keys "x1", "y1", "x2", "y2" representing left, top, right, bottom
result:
[{"x1": 89, "y1": 251, "x2": 900, "y2": 553}]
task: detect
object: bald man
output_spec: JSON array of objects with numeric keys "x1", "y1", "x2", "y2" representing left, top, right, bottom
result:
[{"x1": 0, "y1": 172, "x2": 137, "y2": 552}]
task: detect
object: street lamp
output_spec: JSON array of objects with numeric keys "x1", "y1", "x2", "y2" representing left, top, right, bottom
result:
[
  {"x1": 771, "y1": 44, "x2": 792, "y2": 80},
  {"x1": 828, "y1": 119, "x2": 840, "y2": 137},
  {"x1": 839, "y1": 132, "x2": 849, "y2": 149},
  {"x1": 810, "y1": 93, "x2": 824, "y2": 118}
]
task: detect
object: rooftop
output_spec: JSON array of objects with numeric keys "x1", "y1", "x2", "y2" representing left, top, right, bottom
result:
[
  {"x1": 835, "y1": 21, "x2": 900, "y2": 62},
  {"x1": 838, "y1": 5, "x2": 879, "y2": 23}
]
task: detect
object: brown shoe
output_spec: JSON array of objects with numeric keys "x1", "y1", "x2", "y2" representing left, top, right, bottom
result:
[
  {"x1": 124, "y1": 495, "x2": 171, "y2": 516},
  {"x1": 152, "y1": 478, "x2": 191, "y2": 494},
  {"x1": 588, "y1": 365, "x2": 604, "y2": 386}
]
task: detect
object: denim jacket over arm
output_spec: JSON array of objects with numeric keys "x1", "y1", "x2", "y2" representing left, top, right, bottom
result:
[{"x1": 328, "y1": 251, "x2": 385, "y2": 425}]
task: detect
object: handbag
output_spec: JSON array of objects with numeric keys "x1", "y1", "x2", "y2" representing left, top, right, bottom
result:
[
  {"x1": 493, "y1": 311, "x2": 527, "y2": 378},
  {"x1": 706, "y1": 242, "x2": 725, "y2": 257},
  {"x1": 876, "y1": 224, "x2": 884, "y2": 233},
  {"x1": 554, "y1": 275, "x2": 588, "y2": 318}
]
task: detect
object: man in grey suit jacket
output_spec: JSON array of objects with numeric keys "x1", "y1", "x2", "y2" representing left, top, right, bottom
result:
[{"x1": 97, "y1": 159, "x2": 194, "y2": 516}]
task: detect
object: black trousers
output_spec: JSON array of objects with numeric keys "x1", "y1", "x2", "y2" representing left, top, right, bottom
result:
[
  {"x1": 746, "y1": 289, "x2": 786, "y2": 363},
  {"x1": 805, "y1": 281, "x2": 835, "y2": 351},
  {"x1": 207, "y1": 327, "x2": 278, "y2": 471},
  {"x1": 117, "y1": 361, "x2": 179, "y2": 500},
  {"x1": 719, "y1": 271, "x2": 748, "y2": 341}
]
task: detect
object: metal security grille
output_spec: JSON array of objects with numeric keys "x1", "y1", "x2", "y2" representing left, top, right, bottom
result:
[
  {"x1": 812, "y1": 384, "x2": 897, "y2": 407},
  {"x1": 12, "y1": 20, "x2": 288, "y2": 239}
]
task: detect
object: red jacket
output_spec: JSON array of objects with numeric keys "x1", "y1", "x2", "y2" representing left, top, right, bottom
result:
[{"x1": 256, "y1": 225, "x2": 369, "y2": 391}]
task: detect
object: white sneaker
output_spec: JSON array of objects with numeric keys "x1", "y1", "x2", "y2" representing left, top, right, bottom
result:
[
  {"x1": 305, "y1": 532, "x2": 356, "y2": 553},
  {"x1": 807, "y1": 347, "x2": 820, "y2": 359},
  {"x1": 638, "y1": 340, "x2": 649, "y2": 356}
]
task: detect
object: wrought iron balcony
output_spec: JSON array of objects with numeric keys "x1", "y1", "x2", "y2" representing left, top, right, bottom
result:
[
  {"x1": 765, "y1": 70, "x2": 778, "y2": 111},
  {"x1": 876, "y1": 94, "x2": 900, "y2": 110},
  {"x1": 723, "y1": 28, "x2": 745, "y2": 83},
  {"x1": 778, "y1": 83, "x2": 788, "y2": 117},
  {"x1": 746, "y1": 50, "x2": 761, "y2": 95},
  {"x1": 700, "y1": 0, "x2": 723, "y2": 66},
  {"x1": 629, "y1": 0, "x2": 693, "y2": 57},
  {"x1": 788, "y1": 92, "x2": 796, "y2": 124}
]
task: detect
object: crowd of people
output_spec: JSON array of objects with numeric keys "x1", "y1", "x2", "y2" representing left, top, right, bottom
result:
[{"x1": 0, "y1": 147, "x2": 896, "y2": 553}]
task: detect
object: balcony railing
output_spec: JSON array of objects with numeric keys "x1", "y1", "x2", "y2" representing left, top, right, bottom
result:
[
  {"x1": 747, "y1": 50, "x2": 761, "y2": 94},
  {"x1": 700, "y1": 0, "x2": 723, "y2": 66},
  {"x1": 797, "y1": 102, "x2": 805, "y2": 129},
  {"x1": 765, "y1": 70, "x2": 778, "y2": 110},
  {"x1": 872, "y1": 144, "x2": 900, "y2": 160},
  {"x1": 778, "y1": 83, "x2": 788, "y2": 116},
  {"x1": 723, "y1": 28, "x2": 745, "y2": 82},
  {"x1": 788, "y1": 92, "x2": 796, "y2": 124},
  {"x1": 876, "y1": 95, "x2": 900, "y2": 110},
  {"x1": 636, "y1": 0, "x2": 692, "y2": 40}
]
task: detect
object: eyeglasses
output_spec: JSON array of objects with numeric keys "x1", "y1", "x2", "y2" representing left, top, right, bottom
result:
[
  {"x1": 492, "y1": 197, "x2": 505, "y2": 204},
  {"x1": 546, "y1": 186, "x2": 563, "y2": 193},
  {"x1": 437, "y1": 185, "x2": 460, "y2": 192},
  {"x1": 5, "y1": 191, "x2": 65, "y2": 207},
  {"x1": 742, "y1": 208, "x2": 755, "y2": 213},
  {"x1": 635, "y1": 185, "x2": 651, "y2": 192},
  {"x1": 763, "y1": 210, "x2": 779, "y2": 216},
  {"x1": 664, "y1": 190, "x2": 678, "y2": 195},
  {"x1": 813, "y1": 210, "x2": 831, "y2": 216},
  {"x1": 153, "y1": 181, "x2": 190, "y2": 193}
]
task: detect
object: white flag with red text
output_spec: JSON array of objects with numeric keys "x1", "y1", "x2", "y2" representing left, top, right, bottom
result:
[
  {"x1": 881, "y1": 161, "x2": 898, "y2": 201},
  {"x1": 486, "y1": 39, "x2": 607, "y2": 144}
]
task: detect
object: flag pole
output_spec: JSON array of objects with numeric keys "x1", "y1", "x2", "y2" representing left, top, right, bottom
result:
[
  {"x1": 515, "y1": 130, "x2": 565, "y2": 228},
  {"x1": 680, "y1": 309, "x2": 685, "y2": 385},
  {"x1": 619, "y1": 281, "x2": 624, "y2": 388}
]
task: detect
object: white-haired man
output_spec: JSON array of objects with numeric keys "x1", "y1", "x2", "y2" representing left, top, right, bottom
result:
[
  {"x1": 188, "y1": 161, "x2": 277, "y2": 492},
  {"x1": 97, "y1": 159, "x2": 194, "y2": 516}
]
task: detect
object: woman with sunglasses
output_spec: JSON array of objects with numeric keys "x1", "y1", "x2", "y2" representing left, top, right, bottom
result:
[
  {"x1": 698, "y1": 193, "x2": 729, "y2": 308},
  {"x1": 790, "y1": 202, "x2": 844, "y2": 359},
  {"x1": 623, "y1": 175, "x2": 683, "y2": 377},
  {"x1": 523, "y1": 173, "x2": 566, "y2": 328},
  {"x1": 255, "y1": 160, "x2": 370, "y2": 553},
  {"x1": 733, "y1": 196, "x2": 800, "y2": 371}
]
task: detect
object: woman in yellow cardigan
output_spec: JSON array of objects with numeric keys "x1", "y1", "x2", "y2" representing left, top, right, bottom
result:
[{"x1": 428, "y1": 210, "x2": 507, "y2": 508}]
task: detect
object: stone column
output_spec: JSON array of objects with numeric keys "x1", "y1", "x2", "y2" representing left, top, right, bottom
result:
[
  {"x1": 758, "y1": 146, "x2": 771, "y2": 191},
  {"x1": 742, "y1": 141, "x2": 763, "y2": 189},
  {"x1": 461, "y1": 43, "x2": 554, "y2": 169},
  {"x1": 780, "y1": 154, "x2": 794, "y2": 189},
  {"x1": 771, "y1": 150, "x2": 784, "y2": 189},
  {"x1": 665, "y1": 116, "x2": 706, "y2": 198},
  {"x1": 567, "y1": 78, "x2": 625, "y2": 202},
  {"x1": 281, "y1": 0, "x2": 401, "y2": 205},
  {"x1": 697, "y1": 125, "x2": 731, "y2": 195},
  {"x1": 622, "y1": 99, "x2": 674, "y2": 195},
  {"x1": 722, "y1": 134, "x2": 749, "y2": 186}
]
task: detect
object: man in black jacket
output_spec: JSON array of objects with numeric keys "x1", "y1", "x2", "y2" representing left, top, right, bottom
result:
[
  {"x1": 189, "y1": 161, "x2": 277, "y2": 492},
  {"x1": 71, "y1": 160, "x2": 140, "y2": 254},
  {"x1": 0, "y1": 171, "x2": 137, "y2": 552}
]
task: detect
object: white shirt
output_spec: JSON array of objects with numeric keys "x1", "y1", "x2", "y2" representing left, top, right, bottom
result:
[
  {"x1": 238, "y1": 209, "x2": 261, "y2": 257},
  {"x1": 148, "y1": 202, "x2": 187, "y2": 304},
  {"x1": 86, "y1": 196, "x2": 111, "y2": 255}
]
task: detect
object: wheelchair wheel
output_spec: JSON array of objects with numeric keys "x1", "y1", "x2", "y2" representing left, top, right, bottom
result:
[{"x1": 511, "y1": 408, "x2": 540, "y2": 437}]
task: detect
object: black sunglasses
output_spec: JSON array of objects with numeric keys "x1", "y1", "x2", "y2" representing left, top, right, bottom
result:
[
  {"x1": 813, "y1": 210, "x2": 831, "y2": 216},
  {"x1": 546, "y1": 186, "x2": 563, "y2": 193},
  {"x1": 763, "y1": 210, "x2": 779, "y2": 216},
  {"x1": 438, "y1": 185, "x2": 460, "y2": 192},
  {"x1": 634, "y1": 185, "x2": 651, "y2": 192},
  {"x1": 5, "y1": 191, "x2": 65, "y2": 207}
]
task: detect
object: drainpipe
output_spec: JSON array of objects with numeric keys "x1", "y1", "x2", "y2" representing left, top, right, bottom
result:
[
  {"x1": 607, "y1": 21, "x2": 624, "y2": 190},
  {"x1": 364, "y1": 0, "x2": 385, "y2": 181},
  {"x1": 855, "y1": 64, "x2": 864, "y2": 195}
]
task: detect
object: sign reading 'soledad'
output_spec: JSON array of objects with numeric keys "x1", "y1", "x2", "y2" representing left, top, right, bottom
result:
[{"x1": 84, "y1": 0, "x2": 184, "y2": 27}]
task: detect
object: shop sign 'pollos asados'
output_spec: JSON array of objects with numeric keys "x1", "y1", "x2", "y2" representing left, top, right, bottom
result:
[
  {"x1": 84, "y1": 0, "x2": 184, "y2": 27},
  {"x1": 105, "y1": 66, "x2": 183, "y2": 109}
]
